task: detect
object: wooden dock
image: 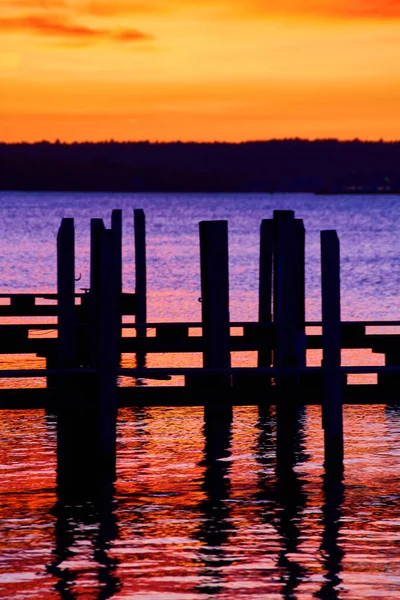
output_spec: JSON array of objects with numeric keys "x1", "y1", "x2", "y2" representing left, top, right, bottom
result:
[{"x1": 1, "y1": 208, "x2": 399, "y2": 474}]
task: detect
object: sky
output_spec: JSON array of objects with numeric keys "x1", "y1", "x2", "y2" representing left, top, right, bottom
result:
[{"x1": 1, "y1": 0, "x2": 400, "y2": 142}]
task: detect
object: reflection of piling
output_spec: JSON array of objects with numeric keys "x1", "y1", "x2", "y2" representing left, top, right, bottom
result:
[
  {"x1": 275, "y1": 421, "x2": 307, "y2": 598},
  {"x1": 195, "y1": 407, "x2": 233, "y2": 594},
  {"x1": 50, "y1": 464, "x2": 119, "y2": 598},
  {"x1": 321, "y1": 231, "x2": 344, "y2": 472},
  {"x1": 316, "y1": 468, "x2": 344, "y2": 599}
]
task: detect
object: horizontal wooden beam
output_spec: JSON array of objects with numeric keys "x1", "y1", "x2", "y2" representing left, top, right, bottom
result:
[{"x1": 1, "y1": 365, "x2": 400, "y2": 378}]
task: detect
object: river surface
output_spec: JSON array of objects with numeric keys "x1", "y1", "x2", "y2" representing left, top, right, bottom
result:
[{"x1": 0, "y1": 192, "x2": 399, "y2": 599}]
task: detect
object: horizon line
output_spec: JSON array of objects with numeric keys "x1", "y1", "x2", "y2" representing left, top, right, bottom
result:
[{"x1": 2, "y1": 137, "x2": 400, "y2": 145}]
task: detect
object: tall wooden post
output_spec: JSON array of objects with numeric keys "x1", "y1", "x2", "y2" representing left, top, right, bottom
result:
[
  {"x1": 89, "y1": 218, "x2": 105, "y2": 367},
  {"x1": 57, "y1": 217, "x2": 120, "y2": 494},
  {"x1": 273, "y1": 210, "x2": 306, "y2": 374},
  {"x1": 294, "y1": 219, "x2": 306, "y2": 368},
  {"x1": 48, "y1": 218, "x2": 77, "y2": 406},
  {"x1": 134, "y1": 209, "x2": 147, "y2": 372},
  {"x1": 321, "y1": 230, "x2": 343, "y2": 471},
  {"x1": 199, "y1": 221, "x2": 231, "y2": 380},
  {"x1": 197, "y1": 221, "x2": 231, "y2": 417},
  {"x1": 134, "y1": 209, "x2": 146, "y2": 333},
  {"x1": 96, "y1": 226, "x2": 120, "y2": 472},
  {"x1": 258, "y1": 218, "x2": 274, "y2": 369},
  {"x1": 273, "y1": 211, "x2": 306, "y2": 469},
  {"x1": 57, "y1": 218, "x2": 76, "y2": 370},
  {"x1": 112, "y1": 209, "x2": 122, "y2": 356},
  {"x1": 112, "y1": 209, "x2": 123, "y2": 301}
]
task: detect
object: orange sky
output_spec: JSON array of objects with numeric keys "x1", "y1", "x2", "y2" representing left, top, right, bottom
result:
[{"x1": 1, "y1": 0, "x2": 400, "y2": 142}]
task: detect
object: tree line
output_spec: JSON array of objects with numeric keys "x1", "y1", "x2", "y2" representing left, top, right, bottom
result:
[{"x1": 1, "y1": 139, "x2": 399, "y2": 192}]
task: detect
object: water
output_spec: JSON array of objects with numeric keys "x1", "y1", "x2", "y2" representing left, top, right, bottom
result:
[{"x1": 0, "y1": 192, "x2": 400, "y2": 599}]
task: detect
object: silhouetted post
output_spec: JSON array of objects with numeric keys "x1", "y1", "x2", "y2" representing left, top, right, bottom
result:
[
  {"x1": 47, "y1": 218, "x2": 76, "y2": 406},
  {"x1": 258, "y1": 218, "x2": 274, "y2": 369},
  {"x1": 56, "y1": 221, "x2": 119, "y2": 493},
  {"x1": 273, "y1": 211, "x2": 306, "y2": 469},
  {"x1": 96, "y1": 226, "x2": 120, "y2": 472},
  {"x1": 134, "y1": 209, "x2": 146, "y2": 371},
  {"x1": 112, "y1": 209, "x2": 123, "y2": 356},
  {"x1": 89, "y1": 218, "x2": 105, "y2": 367},
  {"x1": 134, "y1": 209, "x2": 146, "y2": 334},
  {"x1": 294, "y1": 219, "x2": 306, "y2": 368},
  {"x1": 273, "y1": 210, "x2": 306, "y2": 375},
  {"x1": 195, "y1": 221, "x2": 231, "y2": 416},
  {"x1": 200, "y1": 220, "x2": 231, "y2": 379},
  {"x1": 57, "y1": 218, "x2": 77, "y2": 369},
  {"x1": 321, "y1": 230, "x2": 343, "y2": 471}
]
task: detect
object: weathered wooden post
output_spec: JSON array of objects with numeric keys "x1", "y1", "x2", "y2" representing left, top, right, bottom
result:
[
  {"x1": 57, "y1": 218, "x2": 77, "y2": 370},
  {"x1": 321, "y1": 230, "x2": 344, "y2": 471},
  {"x1": 192, "y1": 221, "x2": 231, "y2": 415},
  {"x1": 134, "y1": 209, "x2": 147, "y2": 370},
  {"x1": 89, "y1": 218, "x2": 106, "y2": 367},
  {"x1": 48, "y1": 218, "x2": 76, "y2": 405},
  {"x1": 134, "y1": 209, "x2": 146, "y2": 332},
  {"x1": 200, "y1": 221, "x2": 231, "y2": 381},
  {"x1": 112, "y1": 209, "x2": 123, "y2": 359},
  {"x1": 112, "y1": 210, "x2": 122, "y2": 299},
  {"x1": 273, "y1": 210, "x2": 306, "y2": 375},
  {"x1": 96, "y1": 225, "x2": 120, "y2": 473},
  {"x1": 273, "y1": 211, "x2": 306, "y2": 469},
  {"x1": 57, "y1": 217, "x2": 121, "y2": 493},
  {"x1": 258, "y1": 219, "x2": 274, "y2": 367},
  {"x1": 55, "y1": 217, "x2": 79, "y2": 491}
]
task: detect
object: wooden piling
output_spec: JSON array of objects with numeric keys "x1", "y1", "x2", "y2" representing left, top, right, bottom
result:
[
  {"x1": 321, "y1": 230, "x2": 343, "y2": 470},
  {"x1": 49, "y1": 218, "x2": 76, "y2": 404},
  {"x1": 273, "y1": 211, "x2": 306, "y2": 468},
  {"x1": 273, "y1": 210, "x2": 296, "y2": 376},
  {"x1": 134, "y1": 209, "x2": 147, "y2": 334},
  {"x1": 134, "y1": 209, "x2": 147, "y2": 374},
  {"x1": 294, "y1": 218, "x2": 306, "y2": 368},
  {"x1": 112, "y1": 209, "x2": 123, "y2": 354},
  {"x1": 89, "y1": 218, "x2": 105, "y2": 367},
  {"x1": 199, "y1": 221, "x2": 231, "y2": 388},
  {"x1": 96, "y1": 225, "x2": 120, "y2": 471},
  {"x1": 273, "y1": 210, "x2": 306, "y2": 374},
  {"x1": 258, "y1": 218, "x2": 274, "y2": 369},
  {"x1": 57, "y1": 218, "x2": 77, "y2": 370},
  {"x1": 112, "y1": 209, "x2": 123, "y2": 303}
]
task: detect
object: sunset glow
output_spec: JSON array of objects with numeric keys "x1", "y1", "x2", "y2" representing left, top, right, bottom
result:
[{"x1": 1, "y1": 0, "x2": 400, "y2": 141}]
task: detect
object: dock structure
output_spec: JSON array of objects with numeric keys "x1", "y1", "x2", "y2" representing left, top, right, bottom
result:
[{"x1": 1, "y1": 208, "x2": 400, "y2": 473}]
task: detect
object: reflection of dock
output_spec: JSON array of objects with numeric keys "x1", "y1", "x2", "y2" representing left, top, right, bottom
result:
[{"x1": 1, "y1": 208, "x2": 400, "y2": 473}]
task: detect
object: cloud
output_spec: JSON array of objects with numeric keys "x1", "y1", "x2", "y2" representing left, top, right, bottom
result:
[
  {"x1": 1, "y1": 0, "x2": 67, "y2": 8},
  {"x1": 0, "y1": 14, "x2": 153, "y2": 43},
  {"x1": 235, "y1": 0, "x2": 400, "y2": 20},
  {"x1": 82, "y1": 1, "x2": 161, "y2": 17}
]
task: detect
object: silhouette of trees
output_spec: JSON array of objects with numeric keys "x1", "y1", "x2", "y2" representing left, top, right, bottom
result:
[{"x1": 0, "y1": 139, "x2": 399, "y2": 192}]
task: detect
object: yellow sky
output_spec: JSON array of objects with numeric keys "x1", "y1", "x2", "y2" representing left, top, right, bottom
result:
[{"x1": 1, "y1": 0, "x2": 400, "y2": 141}]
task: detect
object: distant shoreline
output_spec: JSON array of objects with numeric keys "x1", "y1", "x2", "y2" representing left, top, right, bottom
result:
[{"x1": 1, "y1": 139, "x2": 400, "y2": 193}]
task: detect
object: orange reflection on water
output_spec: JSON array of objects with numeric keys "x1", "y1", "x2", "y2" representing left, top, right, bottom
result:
[
  {"x1": 0, "y1": 405, "x2": 399, "y2": 597},
  {"x1": 0, "y1": 410, "x2": 57, "y2": 599}
]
